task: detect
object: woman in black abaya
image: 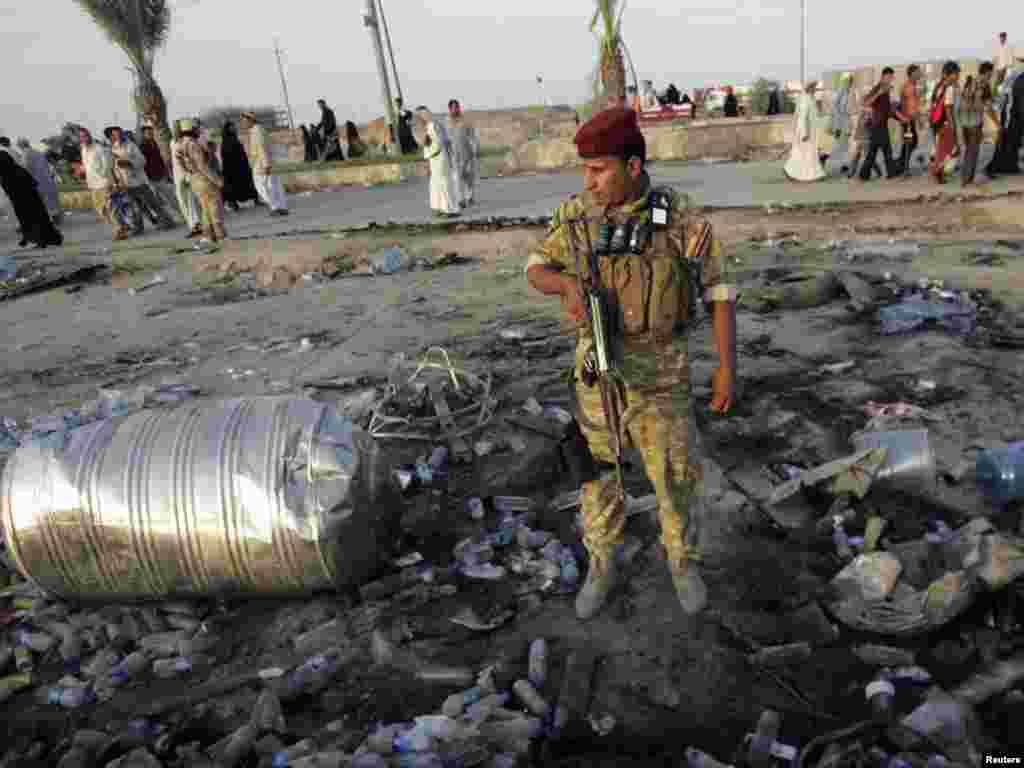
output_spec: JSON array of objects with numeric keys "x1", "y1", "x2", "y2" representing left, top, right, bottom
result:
[
  {"x1": 219, "y1": 122, "x2": 262, "y2": 211},
  {"x1": 0, "y1": 151, "x2": 62, "y2": 248}
]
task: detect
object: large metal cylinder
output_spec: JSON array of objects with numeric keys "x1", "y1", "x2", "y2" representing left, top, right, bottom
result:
[{"x1": 0, "y1": 397, "x2": 398, "y2": 601}]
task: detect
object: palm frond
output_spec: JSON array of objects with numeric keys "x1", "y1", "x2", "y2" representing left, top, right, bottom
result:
[{"x1": 73, "y1": 0, "x2": 171, "y2": 71}]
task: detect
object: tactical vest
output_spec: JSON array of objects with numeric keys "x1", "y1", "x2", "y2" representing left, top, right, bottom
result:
[{"x1": 573, "y1": 189, "x2": 708, "y2": 346}]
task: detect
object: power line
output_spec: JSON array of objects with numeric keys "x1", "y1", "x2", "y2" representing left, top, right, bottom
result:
[{"x1": 274, "y1": 38, "x2": 296, "y2": 130}]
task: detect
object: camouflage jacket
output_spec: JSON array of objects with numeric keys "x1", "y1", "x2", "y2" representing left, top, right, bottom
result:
[
  {"x1": 174, "y1": 137, "x2": 222, "y2": 188},
  {"x1": 526, "y1": 174, "x2": 735, "y2": 384}
]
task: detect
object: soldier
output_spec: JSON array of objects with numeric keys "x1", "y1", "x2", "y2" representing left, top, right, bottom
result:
[
  {"x1": 173, "y1": 119, "x2": 226, "y2": 242},
  {"x1": 525, "y1": 108, "x2": 738, "y2": 619}
]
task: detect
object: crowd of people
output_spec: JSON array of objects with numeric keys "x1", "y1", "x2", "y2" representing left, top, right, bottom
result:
[
  {"x1": 0, "y1": 109, "x2": 293, "y2": 248},
  {"x1": 785, "y1": 32, "x2": 1024, "y2": 186}
]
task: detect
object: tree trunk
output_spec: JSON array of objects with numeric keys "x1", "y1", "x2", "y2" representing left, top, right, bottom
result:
[
  {"x1": 133, "y1": 72, "x2": 173, "y2": 168},
  {"x1": 599, "y1": 42, "x2": 627, "y2": 111}
]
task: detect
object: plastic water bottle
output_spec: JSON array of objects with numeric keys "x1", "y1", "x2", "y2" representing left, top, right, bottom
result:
[
  {"x1": 686, "y1": 747, "x2": 734, "y2": 768},
  {"x1": 290, "y1": 753, "x2": 354, "y2": 768},
  {"x1": 866, "y1": 677, "x2": 897, "y2": 723},
  {"x1": 485, "y1": 525, "x2": 516, "y2": 548},
  {"x1": 428, "y1": 447, "x2": 449, "y2": 475},
  {"x1": 393, "y1": 724, "x2": 433, "y2": 753},
  {"x1": 108, "y1": 651, "x2": 150, "y2": 686},
  {"x1": 371, "y1": 246, "x2": 407, "y2": 275},
  {"x1": 442, "y1": 686, "x2": 486, "y2": 717},
  {"x1": 480, "y1": 716, "x2": 543, "y2": 745},
  {"x1": 394, "y1": 755, "x2": 443, "y2": 768},
  {"x1": 460, "y1": 563, "x2": 506, "y2": 580},
  {"x1": 516, "y1": 525, "x2": 552, "y2": 550},
  {"x1": 528, "y1": 638, "x2": 547, "y2": 688},
  {"x1": 489, "y1": 755, "x2": 518, "y2": 768},
  {"x1": 152, "y1": 654, "x2": 213, "y2": 679},
  {"x1": 976, "y1": 442, "x2": 1024, "y2": 506},
  {"x1": 15, "y1": 629, "x2": 55, "y2": 654},
  {"x1": 465, "y1": 693, "x2": 511, "y2": 724},
  {"x1": 832, "y1": 519, "x2": 854, "y2": 561},
  {"x1": 272, "y1": 739, "x2": 317, "y2": 767},
  {"x1": 466, "y1": 497, "x2": 485, "y2": 521},
  {"x1": 352, "y1": 754, "x2": 388, "y2": 768},
  {"x1": 558, "y1": 549, "x2": 580, "y2": 588},
  {"x1": 366, "y1": 723, "x2": 408, "y2": 754},
  {"x1": 39, "y1": 685, "x2": 96, "y2": 709},
  {"x1": 513, "y1": 679, "x2": 550, "y2": 718}
]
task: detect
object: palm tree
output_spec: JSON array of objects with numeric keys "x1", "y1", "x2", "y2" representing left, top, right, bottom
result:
[
  {"x1": 73, "y1": 0, "x2": 173, "y2": 161},
  {"x1": 590, "y1": 0, "x2": 631, "y2": 110}
]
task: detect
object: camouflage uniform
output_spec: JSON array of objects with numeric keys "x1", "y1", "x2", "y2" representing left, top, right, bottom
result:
[
  {"x1": 175, "y1": 137, "x2": 226, "y2": 241},
  {"x1": 526, "y1": 175, "x2": 735, "y2": 580}
]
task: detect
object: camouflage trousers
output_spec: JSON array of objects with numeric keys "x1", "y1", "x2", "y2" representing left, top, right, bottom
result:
[
  {"x1": 192, "y1": 178, "x2": 226, "y2": 241},
  {"x1": 574, "y1": 341, "x2": 704, "y2": 572}
]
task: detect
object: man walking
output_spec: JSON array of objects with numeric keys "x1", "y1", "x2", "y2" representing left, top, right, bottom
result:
[
  {"x1": 446, "y1": 99, "x2": 480, "y2": 208},
  {"x1": 859, "y1": 67, "x2": 906, "y2": 181},
  {"x1": 170, "y1": 121, "x2": 202, "y2": 237},
  {"x1": 395, "y1": 98, "x2": 419, "y2": 155},
  {"x1": 525, "y1": 108, "x2": 738, "y2": 619},
  {"x1": 78, "y1": 127, "x2": 129, "y2": 241},
  {"x1": 316, "y1": 99, "x2": 343, "y2": 161},
  {"x1": 139, "y1": 124, "x2": 180, "y2": 221},
  {"x1": 107, "y1": 126, "x2": 176, "y2": 233},
  {"x1": 240, "y1": 111, "x2": 289, "y2": 216},
  {"x1": 416, "y1": 106, "x2": 460, "y2": 217},
  {"x1": 987, "y1": 57, "x2": 1024, "y2": 177},
  {"x1": 898, "y1": 65, "x2": 923, "y2": 177},
  {"x1": 994, "y1": 32, "x2": 1014, "y2": 88},
  {"x1": 959, "y1": 62, "x2": 998, "y2": 186},
  {"x1": 174, "y1": 119, "x2": 226, "y2": 242}
]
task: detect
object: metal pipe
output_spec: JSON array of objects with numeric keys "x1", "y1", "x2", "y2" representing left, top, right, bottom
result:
[
  {"x1": 363, "y1": 0, "x2": 396, "y2": 150},
  {"x1": 376, "y1": 0, "x2": 403, "y2": 104},
  {"x1": 273, "y1": 38, "x2": 296, "y2": 129},
  {"x1": 800, "y1": 0, "x2": 806, "y2": 84}
]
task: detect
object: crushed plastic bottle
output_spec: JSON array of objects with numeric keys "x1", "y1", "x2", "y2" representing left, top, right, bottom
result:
[
  {"x1": 152, "y1": 655, "x2": 213, "y2": 678},
  {"x1": 465, "y1": 693, "x2": 511, "y2": 724},
  {"x1": 466, "y1": 497, "x2": 485, "y2": 521},
  {"x1": 516, "y1": 525, "x2": 552, "y2": 550},
  {"x1": 15, "y1": 629, "x2": 55, "y2": 654},
  {"x1": 686, "y1": 747, "x2": 734, "y2": 768},
  {"x1": 832, "y1": 518, "x2": 854, "y2": 561},
  {"x1": 513, "y1": 679, "x2": 550, "y2": 718},
  {"x1": 976, "y1": 442, "x2": 1024, "y2": 507},
  {"x1": 442, "y1": 686, "x2": 486, "y2": 717},
  {"x1": 370, "y1": 246, "x2": 408, "y2": 275},
  {"x1": 878, "y1": 297, "x2": 976, "y2": 336},
  {"x1": 460, "y1": 563, "x2": 506, "y2": 580},
  {"x1": 528, "y1": 638, "x2": 547, "y2": 688},
  {"x1": 37, "y1": 685, "x2": 96, "y2": 709},
  {"x1": 106, "y1": 650, "x2": 150, "y2": 687}
]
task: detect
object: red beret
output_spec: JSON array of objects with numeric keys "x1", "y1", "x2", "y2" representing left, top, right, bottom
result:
[{"x1": 574, "y1": 107, "x2": 646, "y2": 162}]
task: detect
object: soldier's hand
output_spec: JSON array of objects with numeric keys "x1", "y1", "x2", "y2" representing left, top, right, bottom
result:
[
  {"x1": 710, "y1": 367, "x2": 736, "y2": 415},
  {"x1": 560, "y1": 279, "x2": 586, "y2": 324}
]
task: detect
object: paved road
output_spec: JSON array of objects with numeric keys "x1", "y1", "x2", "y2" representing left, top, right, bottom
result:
[{"x1": 3, "y1": 154, "x2": 1021, "y2": 254}]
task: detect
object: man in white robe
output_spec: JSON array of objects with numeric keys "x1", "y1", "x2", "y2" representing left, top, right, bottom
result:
[
  {"x1": 784, "y1": 81, "x2": 826, "y2": 182},
  {"x1": 239, "y1": 111, "x2": 289, "y2": 217},
  {"x1": 415, "y1": 107, "x2": 460, "y2": 217},
  {"x1": 446, "y1": 99, "x2": 480, "y2": 208}
]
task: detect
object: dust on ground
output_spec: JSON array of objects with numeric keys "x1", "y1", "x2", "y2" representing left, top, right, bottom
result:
[{"x1": 1, "y1": 197, "x2": 1023, "y2": 765}]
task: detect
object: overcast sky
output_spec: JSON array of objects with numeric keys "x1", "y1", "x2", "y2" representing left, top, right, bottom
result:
[{"x1": 0, "y1": 0, "x2": 1003, "y2": 140}]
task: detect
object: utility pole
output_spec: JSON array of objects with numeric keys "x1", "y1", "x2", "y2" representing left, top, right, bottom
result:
[
  {"x1": 274, "y1": 38, "x2": 296, "y2": 129},
  {"x1": 376, "y1": 0, "x2": 402, "y2": 104},
  {"x1": 363, "y1": 0, "x2": 396, "y2": 151},
  {"x1": 799, "y1": 0, "x2": 806, "y2": 85}
]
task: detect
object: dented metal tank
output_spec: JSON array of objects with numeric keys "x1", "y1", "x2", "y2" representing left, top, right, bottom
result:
[{"x1": 0, "y1": 397, "x2": 399, "y2": 600}]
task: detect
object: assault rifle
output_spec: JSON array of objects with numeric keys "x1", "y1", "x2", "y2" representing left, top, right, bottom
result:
[{"x1": 565, "y1": 216, "x2": 627, "y2": 500}]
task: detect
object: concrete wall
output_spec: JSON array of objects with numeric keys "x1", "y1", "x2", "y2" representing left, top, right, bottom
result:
[
  {"x1": 505, "y1": 116, "x2": 792, "y2": 171},
  {"x1": 359, "y1": 106, "x2": 579, "y2": 149}
]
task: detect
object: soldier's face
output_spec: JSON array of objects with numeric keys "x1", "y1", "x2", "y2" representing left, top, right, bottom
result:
[{"x1": 583, "y1": 157, "x2": 641, "y2": 207}]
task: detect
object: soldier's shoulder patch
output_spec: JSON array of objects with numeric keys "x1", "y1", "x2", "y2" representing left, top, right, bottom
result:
[{"x1": 549, "y1": 195, "x2": 583, "y2": 233}]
